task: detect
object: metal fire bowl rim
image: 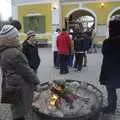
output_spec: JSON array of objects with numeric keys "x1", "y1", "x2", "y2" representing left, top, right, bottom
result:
[
  {"x1": 33, "y1": 79, "x2": 103, "y2": 119},
  {"x1": 33, "y1": 107, "x2": 100, "y2": 120}
]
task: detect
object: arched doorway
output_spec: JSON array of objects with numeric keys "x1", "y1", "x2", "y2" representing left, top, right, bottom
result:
[
  {"x1": 65, "y1": 8, "x2": 97, "y2": 33},
  {"x1": 106, "y1": 7, "x2": 120, "y2": 38}
]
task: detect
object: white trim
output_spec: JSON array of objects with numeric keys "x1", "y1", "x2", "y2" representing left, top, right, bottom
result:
[
  {"x1": 12, "y1": 4, "x2": 18, "y2": 19},
  {"x1": 65, "y1": 7, "x2": 97, "y2": 30},
  {"x1": 79, "y1": 3, "x2": 82, "y2": 8},
  {"x1": 61, "y1": 0, "x2": 120, "y2": 5},
  {"x1": 107, "y1": 7, "x2": 120, "y2": 25},
  {"x1": 26, "y1": 13, "x2": 43, "y2": 16},
  {"x1": 59, "y1": 3, "x2": 62, "y2": 29},
  {"x1": 17, "y1": 0, "x2": 120, "y2": 6},
  {"x1": 106, "y1": 6, "x2": 120, "y2": 38},
  {"x1": 17, "y1": 0, "x2": 51, "y2": 6}
]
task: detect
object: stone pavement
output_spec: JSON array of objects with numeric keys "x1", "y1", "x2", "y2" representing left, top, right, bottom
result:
[{"x1": 0, "y1": 48, "x2": 120, "y2": 120}]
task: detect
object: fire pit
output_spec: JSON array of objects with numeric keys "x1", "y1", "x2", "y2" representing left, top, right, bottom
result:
[{"x1": 32, "y1": 80, "x2": 103, "y2": 120}]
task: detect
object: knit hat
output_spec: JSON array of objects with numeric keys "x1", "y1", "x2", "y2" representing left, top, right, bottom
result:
[
  {"x1": 109, "y1": 15, "x2": 120, "y2": 37},
  {"x1": 0, "y1": 25, "x2": 19, "y2": 39},
  {"x1": 0, "y1": 25, "x2": 20, "y2": 47},
  {"x1": 27, "y1": 30, "x2": 35, "y2": 38}
]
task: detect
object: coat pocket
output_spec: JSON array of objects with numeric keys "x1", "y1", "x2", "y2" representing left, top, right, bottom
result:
[{"x1": 1, "y1": 84, "x2": 22, "y2": 104}]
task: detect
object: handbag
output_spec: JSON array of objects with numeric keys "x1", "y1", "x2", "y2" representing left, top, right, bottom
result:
[{"x1": 1, "y1": 79, "x2": 22, "y2": 104}]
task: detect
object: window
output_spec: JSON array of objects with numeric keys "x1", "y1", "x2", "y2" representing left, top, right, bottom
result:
[{"x1": 24, "y1": 15, "x2": 46, "y2": 33}]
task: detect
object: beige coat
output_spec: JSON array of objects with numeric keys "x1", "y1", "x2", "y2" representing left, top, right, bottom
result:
[{"x1": 0, "y1": 36, "x2": 40, "y2": 119}]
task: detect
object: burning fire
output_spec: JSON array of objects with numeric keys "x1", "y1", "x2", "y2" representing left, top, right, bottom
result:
[
  {"x1": 49, "y1": 94, "x2": 59, "y2": 108},
  {"x1": 48, "y1": 80, "x2": 79, "y2": 109},
  {"x1": 49, "y1": 83, "x2": 64, "y2": 108}
]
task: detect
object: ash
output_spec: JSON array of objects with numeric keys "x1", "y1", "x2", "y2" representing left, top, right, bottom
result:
[{"x1": 33, "y1": 81, "x2": 101, "y2": 118}]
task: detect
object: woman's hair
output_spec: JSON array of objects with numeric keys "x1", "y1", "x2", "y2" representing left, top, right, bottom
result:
[
  {"x1": 109, "y1": 15, "x2": 120, "y2": 37},
  {"x1": 10, "y1": 20, "x2": 21, "y2": 31}
]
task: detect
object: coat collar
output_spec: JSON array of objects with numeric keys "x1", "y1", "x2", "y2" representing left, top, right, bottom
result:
[{"x1": 0, "y1": 36, "x2": 20, "y2": 53}]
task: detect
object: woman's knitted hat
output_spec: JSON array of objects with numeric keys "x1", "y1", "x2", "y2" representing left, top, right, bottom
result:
[
  {"x1": 27, "y1": 30, "x2": 35, "y2": 38},
  {"x1": 0, "y1": 25, "x2": 20, "y2": 47},
  {"x1": 0, "y1": 25, "x2": 19, "y2": 38},
  {"x1": 109, "y1": 15, "x2": 120, "y2": 37}
]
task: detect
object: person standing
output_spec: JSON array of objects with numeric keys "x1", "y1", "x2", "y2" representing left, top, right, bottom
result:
[
  {"x1": 68, "y1": 32, "x2": 74, "y2": 67},
  {"x1": 91, "y1": 28, "x2": 97, "y2": 53},
  {"x1": 99, "y1": 15, "x2": 120, "y2": 114},
  {"x1": 22, "y1": 30, "x2": 40, "y2": 72},
  {"x1": 0, "y1": 25, "x2": 40, "y2": 120},
  {"x1": 82, "y1": 31, "x2": 91, "y2": 67},
  {"x1": 86, "y1": 28, "x2": 93, "y2": 53},
  {"x1": 74, "y1": 31, "x2": 89, "y2": 71},
  {"x1": 57, "y1": 28, "x2": 72, "y2": 74},
  {"x1": 52, "y1": 28, "x2": 60, "y2": 68}
]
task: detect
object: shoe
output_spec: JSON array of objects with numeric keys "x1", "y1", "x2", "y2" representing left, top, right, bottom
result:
[
  {"x1": 60, "y1": 71, "x2": 64, "y2": 74},
  {"x1": 64, "y1": 69, "x2": 69, "y2": 74},
  {"x1": 55, "y1": 67, "x2": 60, "y2": 69},
  {"x1": 60, "y1": 70, "x2": 66, "y2": 74},
  {"x1": 101, "y1": 106, "x2": 116, "y2": 114},
  {"x1": 60, "y1": 70, "x2": 69, "y2": 74},
  {"x1": 78, "y1": 67, "x2": 82, "y2": 71},
  {"x1": 13, "y1": 117, "x2": 25, "y2": 120},
  {"x1": 83, "y1": 64, "x2": 87, "y2": 67},
  {"x1": 73, "y1": 66, "x2": 77, "y2": 68}
]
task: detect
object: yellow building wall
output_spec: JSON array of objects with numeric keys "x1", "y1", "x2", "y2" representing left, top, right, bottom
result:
[
  {"x1": 18, "y1": 3, "x2": 52, "y2": 32},
  {"x1": 61, "y1": 4, "x2": 79, "y2": 28},
  {"x1": 61, "y1": 2, "x2": 120, "y2": 26},
  {"x1": 18, "y1": 2, "x2": 120, "y2": 33},
  {"x1": 83, "y1": 2, "x2": 120, "y2": 25}
]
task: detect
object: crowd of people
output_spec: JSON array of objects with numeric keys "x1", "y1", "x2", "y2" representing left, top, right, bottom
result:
[{"x1": 52, "y1": 26, "x2": 94, "y2": 74}]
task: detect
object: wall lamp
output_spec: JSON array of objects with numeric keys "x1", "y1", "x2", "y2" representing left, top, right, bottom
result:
[
  {"x1": 52, "y1": 4, "x2": 58, "y2": 10},
  {"x1": 100, "y1": 2, "x2": 105, "y2": 8}
]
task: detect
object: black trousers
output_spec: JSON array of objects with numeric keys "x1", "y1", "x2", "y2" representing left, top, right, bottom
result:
[
  {"x1": 106, "y1": 86, "x2": 117, "y2": 111},
  {"x1": 83, "y1": 52, "x2": 87, "y2": 66},
  {"x1": 59, "y1": 54, "x2": 69, "y2": 73},
  {"x1": 74, "y1": 53, "x2": 84, "y2": 71},
  {"x1": 53, "y1": 51, "x2": 59, "y2": 67}
]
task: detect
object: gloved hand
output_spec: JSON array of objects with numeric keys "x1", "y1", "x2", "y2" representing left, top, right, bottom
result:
[
  {"x1": 34, "y1": 84, "x2": 42, "y2": 92},
  {"x1": 34, "y1": 82, "x2": 51, "y2": 92}
]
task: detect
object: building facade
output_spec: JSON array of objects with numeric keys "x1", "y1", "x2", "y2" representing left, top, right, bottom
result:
[{"x1": 12, "y1": 0, "x2": 120, "y2": 42}]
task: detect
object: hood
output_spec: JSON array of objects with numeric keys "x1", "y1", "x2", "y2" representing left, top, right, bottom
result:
[{"x1": 0, "y1": 36, "x2": 20, "y2": 53}]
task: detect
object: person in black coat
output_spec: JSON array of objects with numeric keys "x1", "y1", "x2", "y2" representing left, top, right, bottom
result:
[
  {"x1": 23, "y1": 31, "x2": 40, "y2": 72},
  {"x1": 74, "y1": 31, "x2": 90, "y2": 71},
  {"x1": 99, "y1": 15, "x2": 120, "y2": 114}
]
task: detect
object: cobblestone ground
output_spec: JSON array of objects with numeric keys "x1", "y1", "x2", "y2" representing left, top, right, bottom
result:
[{"x1": 0, "y1": 48, "x2": 120, "y2": 120}]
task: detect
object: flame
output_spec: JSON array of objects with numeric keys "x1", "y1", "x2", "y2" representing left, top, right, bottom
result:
[
  {"x1": 49, "y1": 94, "x2": 59, "y2": 108},
  {"x1": 49, "y1": 85, "x2": 65, "y2": 108}
]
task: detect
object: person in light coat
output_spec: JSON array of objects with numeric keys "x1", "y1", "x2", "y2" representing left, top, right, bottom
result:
[
  {"x1": 52, "y1": 28, "x2": 61, "y2": 68},
  {"x1": 0, "y1": 25, "x2": 40, "y2": 120}
]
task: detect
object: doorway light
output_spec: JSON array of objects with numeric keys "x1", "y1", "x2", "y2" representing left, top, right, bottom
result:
[{"x1": 100, "y1": 2, "x2": 105, "y2": 8}]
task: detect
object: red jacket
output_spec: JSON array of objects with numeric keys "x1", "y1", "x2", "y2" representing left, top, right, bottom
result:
[{"x1": 57, "y1": 32, "x2": 71, "y2": 55}]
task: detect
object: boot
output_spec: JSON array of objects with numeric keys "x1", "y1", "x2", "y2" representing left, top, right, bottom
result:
[
  {"x1": 102, "y1": 106, "x2": 116, "y2": 114},
  {"x1": 13, "y1": 117, "x2": 25, "y2": 120}
]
